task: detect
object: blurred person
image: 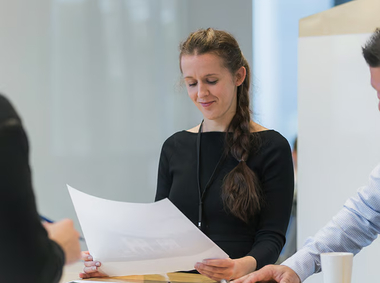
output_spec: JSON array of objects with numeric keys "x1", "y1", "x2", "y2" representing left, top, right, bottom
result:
[
  {"x1": 0, "y1": 94, "x2": 81, "y2": 283},
  {"x1": 80, "y1": 28, "x2": 294, "y2": 281},
  {"x1": 233, "y1": 28, "x2": 380, "y2": 283}
]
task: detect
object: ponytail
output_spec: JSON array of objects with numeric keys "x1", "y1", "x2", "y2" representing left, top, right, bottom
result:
[{"x1": 223, "y1": 59, "x2": 262, "y2": 223}]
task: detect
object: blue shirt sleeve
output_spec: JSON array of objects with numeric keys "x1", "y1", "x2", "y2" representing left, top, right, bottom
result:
[{"x1": 282, "y1": 163, "x2": 380, "y2": 282}]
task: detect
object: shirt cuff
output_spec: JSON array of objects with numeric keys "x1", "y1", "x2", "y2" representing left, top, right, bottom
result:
[{"x1": 281, "y1": 248, "x2": 319, "y2": 282}]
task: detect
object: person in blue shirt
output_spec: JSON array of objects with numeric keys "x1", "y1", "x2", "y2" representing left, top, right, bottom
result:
[{"x1": 233, "y1": 28, "x2": 380, "y2": 283}]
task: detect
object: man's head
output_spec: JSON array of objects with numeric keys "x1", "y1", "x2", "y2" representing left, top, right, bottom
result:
[
  {"x1": 363, "y1": 29, "x2": 380, "y2": 111},
  {"x1": 363, "y1": 29, "x2": 380, "y2": 67}
]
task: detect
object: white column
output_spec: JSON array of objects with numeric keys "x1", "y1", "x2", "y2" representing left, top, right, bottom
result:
[{"x1": 252, "y1": 0, "x2": 333, "y2": 145}]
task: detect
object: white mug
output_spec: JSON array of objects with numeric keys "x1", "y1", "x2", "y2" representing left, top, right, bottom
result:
[{"x1": 321, "y1": 252, "x2": 353, "y2": 283}]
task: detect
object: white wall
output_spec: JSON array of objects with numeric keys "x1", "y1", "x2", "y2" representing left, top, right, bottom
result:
[
  {"x1": 298, "y1": 33, "x2": 380, "y2": 283},
  {"x1": 185, "y1": 0, "x2": 253, "y2": 75},
  {"x1": 0, "y1": 0, "x2": 253, "y2": 248}
]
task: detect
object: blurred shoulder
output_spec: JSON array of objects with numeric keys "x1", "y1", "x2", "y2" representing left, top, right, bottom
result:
[
  {"x1": 161, "y1": 130, "x2": 196, "y2": 149},
  {"x1": 0, "y1": 94, "x2": 21, "y2": 127},
  {"x1": 258, "y1": 130, "x2": 292, "y2": 153}
]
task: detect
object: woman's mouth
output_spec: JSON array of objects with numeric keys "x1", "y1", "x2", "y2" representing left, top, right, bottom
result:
[{"x1": 199, "y1": 101, "x2": 214, "y2": 108}]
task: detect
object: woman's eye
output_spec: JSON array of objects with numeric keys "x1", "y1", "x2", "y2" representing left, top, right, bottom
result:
[
  {"x1": 188, "y1": 82, "x2": 197, "y2": 87},
  {"x1": 207, "y1": 80, "x2": 217, "y2": 84}
]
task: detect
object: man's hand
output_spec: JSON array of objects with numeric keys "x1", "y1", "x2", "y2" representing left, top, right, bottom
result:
[{"x1": 232, "y1": 265, "x2": 301, "y2": 283}]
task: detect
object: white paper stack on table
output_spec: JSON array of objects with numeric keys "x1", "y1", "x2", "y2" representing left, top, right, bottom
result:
[{"x1": 67, "y1": 185, "x2": 228, "y2": 277}]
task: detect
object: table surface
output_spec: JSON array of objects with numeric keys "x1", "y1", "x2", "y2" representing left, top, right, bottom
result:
[{"x1": 60, "y1": 262, "x2": 216, "y2": 283}]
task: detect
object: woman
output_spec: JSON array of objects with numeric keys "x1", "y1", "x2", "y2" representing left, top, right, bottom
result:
[{"x1": 81, "y1": 28, "x2": 294, "y2": 281}]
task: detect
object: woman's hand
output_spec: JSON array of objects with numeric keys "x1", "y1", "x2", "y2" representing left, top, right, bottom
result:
[
  {"x1": 194, "y1": 256, "x2": 257, "y2": 281},
  {"x1": 79, "y1": 251, "x2": 108, "y2": 279}
]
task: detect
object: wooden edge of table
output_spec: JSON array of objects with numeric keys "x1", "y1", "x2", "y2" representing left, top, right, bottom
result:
[{"x1": 61, "y1": 262, "x2": 216, "y2": 283}]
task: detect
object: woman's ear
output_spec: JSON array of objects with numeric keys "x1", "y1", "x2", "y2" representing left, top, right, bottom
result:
[{"x1": 235, "y1": 66, "x2": 246, "y2": 86}]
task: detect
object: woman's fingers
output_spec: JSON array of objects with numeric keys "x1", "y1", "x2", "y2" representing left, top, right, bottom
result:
[
  {"x1": 78, "y1": 251, "x2": 106, "y2": 278},
  {"x1": 195, "y1": 258, "x2": 235, "y2": 281},
  {"x1": 81, "y1": 251, "x2": 93, "y2": 261},
  {"x1": 84, "y1": 261, "x2": 101, "y2": 267},
  {"x1": 196, "y1": 262, "x2": 228, "y2": 274},
  {"x1": 80, "y1": 263, "x2": 107, "y2": 278},
  {"x1": 79, "y1": 271, "x2": 107, "y2": 279},
  {"x1": 203, "y1": 258, "x2": 234, "y2": 268},
  {"x1": 83, "y1": 265, "x2": 99, "y2": 274}
]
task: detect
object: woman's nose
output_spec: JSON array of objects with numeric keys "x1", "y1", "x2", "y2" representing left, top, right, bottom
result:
[{"x1": 198, "y1": 83, "x2": 209, "y2": 98}]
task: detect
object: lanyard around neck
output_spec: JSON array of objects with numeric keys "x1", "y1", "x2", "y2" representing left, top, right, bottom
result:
[{"x1": 196, "y1": 120, "x2": 227, "y2": 230}]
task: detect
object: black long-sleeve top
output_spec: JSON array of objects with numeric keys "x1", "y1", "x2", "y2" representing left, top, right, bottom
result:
[
  {"x1": 155, "y1": 130, "x2": 294, "y2": 269},
  {"x1": 0, "y1": 95, "x2": 65, "y2": 282}
]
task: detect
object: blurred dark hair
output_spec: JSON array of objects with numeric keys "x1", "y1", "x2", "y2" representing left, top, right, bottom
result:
[{"x1": 362, "y1": 28, "x2": 380, "y2": 67}]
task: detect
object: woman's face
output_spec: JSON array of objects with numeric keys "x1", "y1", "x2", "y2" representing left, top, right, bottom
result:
[{"x1": 181, "y1": 53, "x2": 245, "y2": 127}]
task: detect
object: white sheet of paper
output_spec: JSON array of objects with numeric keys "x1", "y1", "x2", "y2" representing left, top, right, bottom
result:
[{"x1": 67, "y1": 185, "x2": 228, "y2": 276}]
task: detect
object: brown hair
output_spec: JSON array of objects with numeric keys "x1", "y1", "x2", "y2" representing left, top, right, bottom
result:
[{"x1": 179, "y1": 28, "x2": 262, "y2": 223}]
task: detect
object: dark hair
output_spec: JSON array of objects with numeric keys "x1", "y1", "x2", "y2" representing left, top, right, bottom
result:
[
  {"x1": 362, "y1": 28, "x2": 380, "y2": 67},
  {"x1": 179, "y1": 28, "x2": 262, "y2": 223}
]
